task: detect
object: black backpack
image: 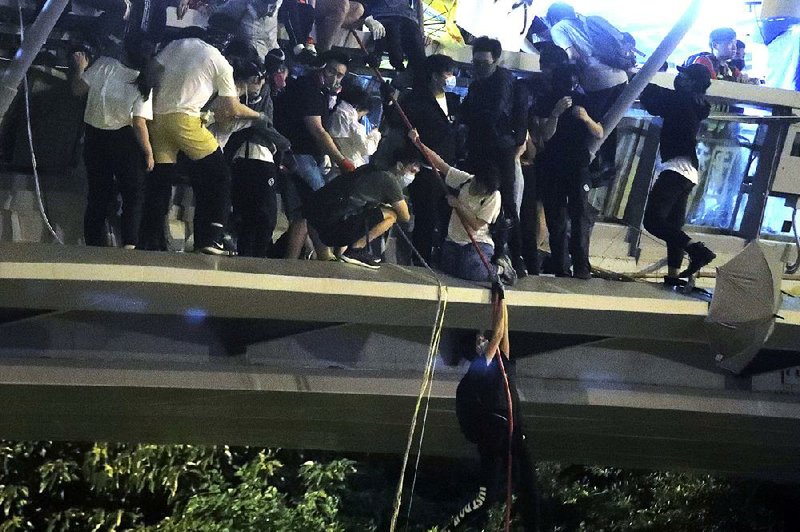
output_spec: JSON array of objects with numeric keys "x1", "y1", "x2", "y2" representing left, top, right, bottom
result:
[{"x1": 582, "y1": 16, "x2": 635, "y2": 71}]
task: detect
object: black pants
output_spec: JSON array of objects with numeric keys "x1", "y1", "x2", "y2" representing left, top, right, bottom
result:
[
  {"x1": 372, "y1": 16, "x2": 426, "y2": 72},
  {"x1": 468, "y1": 146, "x2": 523, "y2": 263},
  {"x1": 445, "y1": 428, "x2": 538, "y2": 531},
  {"x1": 232, "y1": 158, "x2": 278, "y2": 258},
  {"x1": 279, "y1": 0, "x2": 315, "y2": 47},
  {"x1": 643, "y1": 170, "x2": 694, "y2": 269},
  {"x1": 540, "y1": 165, "x2": 593, "y2": 277},
  {"x1": 519, "y1": 162, "x2": 540, "y2": 274},
  {"x1": 407, "y1": 167, "x2": 450, "y2": 265},
  {"x1": 83, "y1": 124, "x2": 145, "y2": 247},
  {"x1": 140, "y1": 149, "x2": 231, "y2": 250}
]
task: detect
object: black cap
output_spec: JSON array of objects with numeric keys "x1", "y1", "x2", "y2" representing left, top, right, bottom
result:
[
  {"x1": 264, "y1": 48, "x2": 286, "y2": 74},
  {"x1": 677, "y1": 63, "x2": 712, "y2": 90}
]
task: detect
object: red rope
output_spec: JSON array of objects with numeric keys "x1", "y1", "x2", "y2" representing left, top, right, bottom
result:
[
  {"x1": 348, "y1": 30, "x2": 496, "y2": 281},
  {"x1": 492, "y1": 293, "x2": 514, "y2": 532},
  {"x1": 349, "y1": 31, "x2": 515, "y2": 529}
]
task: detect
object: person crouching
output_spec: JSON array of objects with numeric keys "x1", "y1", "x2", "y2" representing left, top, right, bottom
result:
[{"x1": 303, "y1": 141, "x2": 420, "y2": 269}]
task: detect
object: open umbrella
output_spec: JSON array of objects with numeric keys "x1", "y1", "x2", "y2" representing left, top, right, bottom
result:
[{"x1": 705, "y1": 241, "x2": 783, "y2": 374}]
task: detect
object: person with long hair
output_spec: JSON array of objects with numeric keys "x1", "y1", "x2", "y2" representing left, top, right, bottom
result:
[{"x1": 70, "y1": 34, "x2": 154, "y2": 249}]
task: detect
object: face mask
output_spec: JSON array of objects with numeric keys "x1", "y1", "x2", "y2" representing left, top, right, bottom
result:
[
  {"x1": 473, "y1": 63, "x2": 495, "y2": 79},
  {"x1": 444, "y1": 75, "x2": 457, "y2": 90},
  {"x1": 400, "y1": 171, "x2": 415, "y2": 188}
]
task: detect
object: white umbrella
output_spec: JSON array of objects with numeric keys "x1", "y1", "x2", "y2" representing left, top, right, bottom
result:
[{"x1": 706, "y1": 241, "x2": 783, "y2": 374}]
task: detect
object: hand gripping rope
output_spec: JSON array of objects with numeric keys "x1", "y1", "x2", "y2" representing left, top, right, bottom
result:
[{"x1": 348, "y1": 30, "x2": 515, "y2": 532}]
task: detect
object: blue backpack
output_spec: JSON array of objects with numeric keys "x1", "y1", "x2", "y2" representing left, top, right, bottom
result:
[{"x1": 582, "y1": 16, "x2": 635, "y2": 71}]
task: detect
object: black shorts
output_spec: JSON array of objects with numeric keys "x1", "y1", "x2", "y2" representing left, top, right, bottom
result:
[{"x1": 312, "y1": 207, "x2": 385, "y2": 247}]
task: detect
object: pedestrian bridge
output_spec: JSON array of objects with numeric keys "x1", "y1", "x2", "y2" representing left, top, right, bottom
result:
[{"x1": 2, "y1": 243, "x2": 800, "y2": 480}]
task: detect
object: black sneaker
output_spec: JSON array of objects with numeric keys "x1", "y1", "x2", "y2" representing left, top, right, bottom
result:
[
  {"x1": 663, "y1": 275, "x2": 688, "y2": 287},
  {"x1": 200, "y1": 234, "x2": 237, "y2": 256},
  {"x1": 679, "y1": 242, "x2": 716, "y2": 278},
  {"x1": 512, "y1": 255, "x2": 528, "y2": 279},
  {"x1": 340, "y1": 247, "x2": 381, "y2": 269},
  {"x1": 573, "y1": 269, "x2": 592, "y2": 280}
]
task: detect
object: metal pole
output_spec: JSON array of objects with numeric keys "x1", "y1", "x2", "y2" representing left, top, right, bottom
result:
[
  {"x1": 587, "y1": 0, "x2": 702, "y2": 157},
  {"x1": 0, "y1": 0, "x2": 71, "y2": 124}
]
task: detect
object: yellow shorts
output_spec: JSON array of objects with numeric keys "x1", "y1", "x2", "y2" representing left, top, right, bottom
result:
[{"x1": 149, "y1": 113, "x2": 219, "y2": 164}]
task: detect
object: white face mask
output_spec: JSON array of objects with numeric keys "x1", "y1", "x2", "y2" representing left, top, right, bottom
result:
[
  {"x1": 400, "y1": 172, "x2": 416, "y2": 188},
  {"x1": 444, "y1": 75, "x2": 457, "y2": 90}
]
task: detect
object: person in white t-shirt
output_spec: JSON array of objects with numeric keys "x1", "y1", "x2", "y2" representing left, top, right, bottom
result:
[
  {"x1": 69, "y1": 35, "x2": 154, "y2": 249},
  {"x1": 327, "y1": 83, "x2": 381, "y2": 177},
  {"x1": 409, "y1": 130, "x2": 517, "y2": 285},
  {"x1": 140, "y1": 18, "x2": 262, "y2": 255}
]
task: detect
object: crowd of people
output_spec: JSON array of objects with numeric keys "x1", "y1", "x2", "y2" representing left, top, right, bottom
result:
[{"x1": 68, "y1": 0, "x2": 741, "y2": 285}]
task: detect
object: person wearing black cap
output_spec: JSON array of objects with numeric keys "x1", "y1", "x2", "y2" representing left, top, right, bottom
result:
[
  {"x1": 684, "y1": 27, "x2": 740, "y2": 81},
  {"x1": 222, "y1": 49, "x2": 293, "y2": 257},
  {"x1": 641, "y1": 63, "x2": 716, "y2": 283}
]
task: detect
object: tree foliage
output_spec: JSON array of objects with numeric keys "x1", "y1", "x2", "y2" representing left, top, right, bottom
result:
[{"x1": 0, "y1": 441, "x2": 797, "y2": 531}]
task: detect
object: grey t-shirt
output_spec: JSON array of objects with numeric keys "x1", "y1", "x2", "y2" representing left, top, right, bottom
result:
[{"x1": 550, "y1": 17, "x2": 628, "y2": 92}]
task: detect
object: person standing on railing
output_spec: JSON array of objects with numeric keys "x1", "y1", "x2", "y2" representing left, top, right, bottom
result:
[{"x1": 641, "y1": 64, "x2": 716, "y2": 284}]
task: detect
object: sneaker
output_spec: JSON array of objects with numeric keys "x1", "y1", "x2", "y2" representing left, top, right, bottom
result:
[
  {"x1": 512, "y1": 255, "x2": 528, "y2": 279},
  {"x1": 572, "y1": 269, "x2": 592, "y2": 280},
  {"x1": 495, "y1": 255, "x2": 517, "y2": 286},
  {"x1": 200, "y1": 234, "x2": 237, "y2": 256},
  {"x1": 679, "y1": 242, "x2": 716, "y2": 278},
  {"x1": 663, "y1": 275, "x2": 688, "y2": 287},
  {"x1": 340, "y1": 247, "x2": 381, "y2": 269}
]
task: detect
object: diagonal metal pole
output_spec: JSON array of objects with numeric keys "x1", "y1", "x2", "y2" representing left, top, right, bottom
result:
[
  {"x1": 587, "y1": 0, "x2": 703, "y2": 158},
  {"x1": 0, "y1": 0, "x2": 71, "y2": 124}
]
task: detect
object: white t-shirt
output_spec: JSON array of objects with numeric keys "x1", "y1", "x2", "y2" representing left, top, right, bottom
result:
[
  {"x1": 435, "y1": 93, "x2": 449, "y2": 116},
  {"x1": 82, "y1": 56, "x2": 153, "y2": 130},
  {"x1": 152, "y1": 38, "x2": 238, "y2": 116},
  {"x1": 550, "y1": 18, "x2": 629, "y2": 92},
  {"x1": 445, "y1": 167, "x2": 501, "y2": 246},
  {"x1": 660, "y1": 156, "x2": 699, "y2": 185}
]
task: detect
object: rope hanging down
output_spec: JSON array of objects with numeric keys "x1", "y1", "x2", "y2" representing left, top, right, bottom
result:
[{"x1": 348, "y1": 30, "x2": 515, "y2": 532}]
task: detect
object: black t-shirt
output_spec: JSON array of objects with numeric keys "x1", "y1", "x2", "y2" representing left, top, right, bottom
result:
[
  {"x1": 640, "y1": 84, "x2": 710, "y2": 168},
  {"x1": 534, "y1": 91, "x2": 593, "y2": 170},
  {"x1": 274, "y1": 73, "x2": 330, "y2": 156},
  {"x1": 456, "y1": 354, "x2": 520, "y2": 445},
  {"x1": 305, "y1": 164, "x2": 404, "y2": 224}
]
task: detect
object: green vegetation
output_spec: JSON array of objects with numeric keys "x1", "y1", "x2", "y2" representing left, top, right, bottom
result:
[{"x1": 0, "y1": 441, "x2": 797, "y2": 531}]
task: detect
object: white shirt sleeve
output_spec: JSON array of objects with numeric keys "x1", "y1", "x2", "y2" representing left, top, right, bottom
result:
[
  {"x1": 132, "y1": 91, "x2": 154, "y2": 120},
  {"x1": 327, "y1": 107, "x2": 351, "y2": 137},
  {"x1": 81, "y1": 57, "x2": 104, "y2": 88},
  {"x1": 213, "y1": 53, "x2": 239, "y2": 98},
  {"x1": 445, "y1": 167, "x2": 474, "y2": 188}
]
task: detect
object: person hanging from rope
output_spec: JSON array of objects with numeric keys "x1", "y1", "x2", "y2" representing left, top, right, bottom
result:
[
  {"x1": 641, "y1": 63, "x2": 716, "y2": 285},
  {"x1": 442, "y1": 284, "x2": 538, "y2": 532}
]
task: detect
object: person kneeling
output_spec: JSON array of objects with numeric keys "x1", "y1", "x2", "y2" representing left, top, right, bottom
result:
[
  {"x1": 410, "y1": 130, "x2": 516, "y2": 285},
  {"x1": 303, "y1": 141, "x2": 420, "y2": 269}
]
